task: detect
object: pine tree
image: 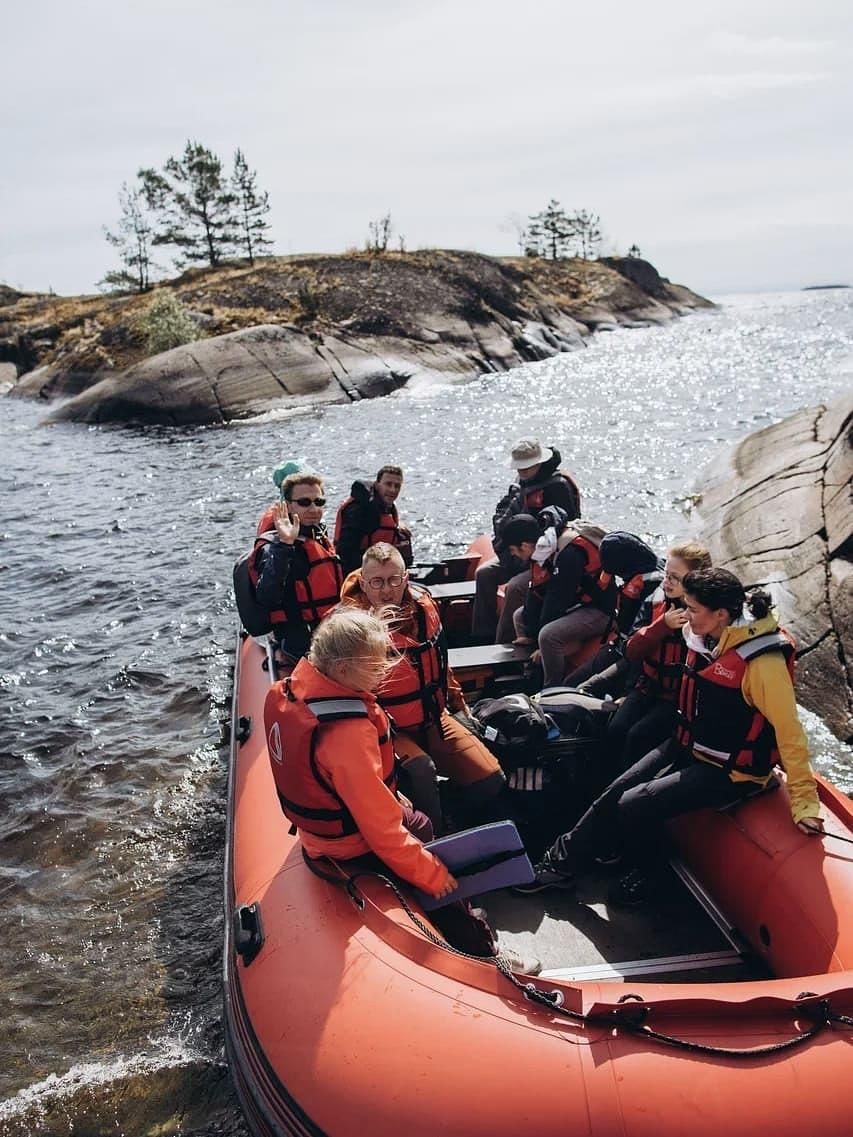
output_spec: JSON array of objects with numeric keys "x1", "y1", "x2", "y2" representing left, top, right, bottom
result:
[
  {"x1": 231, "y1": 149, "x2": 273, "y2": 264},
  {"x1": 526, "y1": 200, "x2": 575, "y2": 260},
  {"x1": 100, "y1": 182, "x2": 157, "y2": 292},
  {"x1": 139, "y1": 141, "x2": 238, "y2": 268},
  {"x1": 570, "y1": 209, "x2": 602, "y2": 259}
]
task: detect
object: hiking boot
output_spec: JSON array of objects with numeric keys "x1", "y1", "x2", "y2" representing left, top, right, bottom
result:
[
  {"x1": 608, "y1": 867, "x2": 650, "y2": 907},
  {"x1": 511, "y1": 851, "x2": 575, "y2": 895},
  {"x1": 495, "y1": 944, "x2": 542, "y2": 975}
]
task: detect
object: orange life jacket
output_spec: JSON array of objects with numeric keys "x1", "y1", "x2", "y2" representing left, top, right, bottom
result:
[
  {"x1": 266, "y1": 669, "x2": 396, "y2": 839},
  {"x1": 675, "y1": 629, "x2": 796, "y2": 779},
  {"x1": 635, "y1": 596, "x2": 687, "y2": 701},
  {"x1": 249, "y1": 530, "x2": 343, "y2": 627},
  {"x1": 377, "y1": 586, "x2": 448, "y2": 729}
]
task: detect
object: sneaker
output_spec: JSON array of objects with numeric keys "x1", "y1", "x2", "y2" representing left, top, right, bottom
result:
[
  {"x1": 511, "y1": 852, "x2": 575, "y2": 895},
  {"x1": 608, "y1": 868, "x2": 650, "y2": 907},
  {"x1": 495, "y1": 944, "x2": 542, "y2": 975}
]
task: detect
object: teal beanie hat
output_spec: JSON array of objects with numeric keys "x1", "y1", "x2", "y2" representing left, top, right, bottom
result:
[{"x1": 272, "y1": 460, "x2": 304, "y2": 488}]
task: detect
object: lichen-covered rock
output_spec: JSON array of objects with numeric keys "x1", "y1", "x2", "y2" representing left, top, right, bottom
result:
[{"x1": 694, "y1": 392, "x2": 853, "y2": 741}]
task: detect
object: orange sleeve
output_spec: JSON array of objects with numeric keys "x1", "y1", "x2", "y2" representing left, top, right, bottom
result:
[
  {"x1": 445, "y1": 665, "x2": 467, "y2": 713},
  {"x1": 316, "y1": 718, "x2": 450, "y2": 895}
]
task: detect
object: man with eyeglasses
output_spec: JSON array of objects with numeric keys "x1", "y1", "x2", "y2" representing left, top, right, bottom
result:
[
  {"x1": 340, "y1": 543, "x2": 507, "y2": 832},
  {"x1": 253, "y1": 471, "x2": 343, "y2": 666},
  {"x1": 334, "y1": 464, "x2": 414, "y2": 576}
]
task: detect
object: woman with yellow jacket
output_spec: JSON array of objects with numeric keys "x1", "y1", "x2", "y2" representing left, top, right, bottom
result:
[{"x1": 517, "y1": 567, "x2": 824, "y2": 905}]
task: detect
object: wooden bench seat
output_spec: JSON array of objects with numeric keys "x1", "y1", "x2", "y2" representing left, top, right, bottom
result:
[
  {"x1": 424, "y1": 580, "x2": 477, "y2": 603},
  {"x1": 448, "y1": 643, "x2": 533, "y2": 693}
]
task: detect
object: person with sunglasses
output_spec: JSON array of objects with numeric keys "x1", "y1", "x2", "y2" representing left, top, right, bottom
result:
[
  {"x1": 340, "y1": 543, "x2": 507, "y2": 833},
  {"x1": 253, "y1": 471, "x2": 343, "y2": 666},
  {"x1": 333, "y1": 464, "x2": 414, "y2": 577}
]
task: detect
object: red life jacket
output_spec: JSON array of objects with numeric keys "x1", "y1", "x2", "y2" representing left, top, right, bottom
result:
[
  {"x1": 256, "y1": 504, "x2": 277, "y2": 536},
  {"x1": 249, "y1": 530, "x2": 343, "y2": 627},
  {"x1": 334, "y1": 495, "x2": 406, "y2": 553},
  {"x1": 675, "y1": 629, "x2": 796, "y2": 779},
  {"x1": 376, "y1": 586, "x2": 448, "y2": 730},
  {"x1": 521, "y1": 469, "x2": 581, "y2": 516},
  {"x1": 266, "y1": 669, "x2": 396, "y2": 839},
  {"x1": 635, "y1": 596, "x2": 687, "y2": 701},
  {"x1": 530, "y1": 530, "x2": 615, "y2": 614},
  {"x1": 614, "y1": 569, "x2": 665, "y2": 636}
]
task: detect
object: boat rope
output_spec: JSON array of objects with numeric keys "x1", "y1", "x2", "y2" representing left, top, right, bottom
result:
[
  {"x1": 307, "y1": 856, "x2": 853, "y2": 1058},
  {"x1": 801, "y1": 823, "x2": 853, "y2": 846}
]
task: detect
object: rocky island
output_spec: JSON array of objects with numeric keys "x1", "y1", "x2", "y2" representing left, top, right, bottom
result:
[{"x1": 1, "y1": 251, "x2": 711, "y2": 427}]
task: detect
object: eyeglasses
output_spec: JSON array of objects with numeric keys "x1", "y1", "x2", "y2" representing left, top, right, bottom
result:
[
  {"x1": 664, "y1": 571, "x2": 684, "y2": 583},
  {"x1": 364, "y1": 574, "x2": 407, "y2": 590},
  {"x1": 290, "y1": 497, "x2": 326, "y2": 507}
]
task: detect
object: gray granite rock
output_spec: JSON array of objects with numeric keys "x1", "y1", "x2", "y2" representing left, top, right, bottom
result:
[{"x1": 694, "y1": 393, "x2": 853, "y2": 741}]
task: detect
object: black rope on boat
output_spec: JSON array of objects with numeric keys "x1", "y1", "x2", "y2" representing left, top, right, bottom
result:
[{"x1": 307, "y1": 858, "x2": 853, "y2": 1056}]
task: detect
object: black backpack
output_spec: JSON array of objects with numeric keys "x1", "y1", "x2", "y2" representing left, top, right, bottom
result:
[
  {"x1": 232, "y1": 533, "x2": 276, "y2": 636},
  {"x1": 469, "y1": 693, "x2": 554, "y2": 767},
  {"x1": 533, "y1": 687, "x2": 616, "y2": 742}
]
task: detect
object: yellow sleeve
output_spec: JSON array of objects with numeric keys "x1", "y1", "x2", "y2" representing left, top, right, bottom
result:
[
  {"x1": 316, "y1": 718, "x2": 450, "y2": 895},
  {"x1": 742, "y1": 654, "x2": 820, "y2": 824}
]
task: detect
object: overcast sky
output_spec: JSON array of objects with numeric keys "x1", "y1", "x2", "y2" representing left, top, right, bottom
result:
[{"x1": 3, "y1": 0, "x2": 851, "y2": 297}]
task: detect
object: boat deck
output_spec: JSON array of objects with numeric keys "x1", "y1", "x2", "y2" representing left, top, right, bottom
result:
[{"x1": 478, "y1": 862, "x2": 769, "y2": 983}]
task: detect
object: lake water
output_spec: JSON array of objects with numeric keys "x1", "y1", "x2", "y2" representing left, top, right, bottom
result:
[{"x1": 1, "y1": 287, "x2": 851, "y2": 1135}]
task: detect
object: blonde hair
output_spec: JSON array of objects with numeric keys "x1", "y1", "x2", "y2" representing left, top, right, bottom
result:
[
  {"x1": 668, "y1": 540, "x2": 712, "y2": 572},
  {"x1": 362, "y1": 541, "x2": 406, "y2": 569},
  {"x1": 308, "y1": 605, "x2": 391, "y2": 678}
]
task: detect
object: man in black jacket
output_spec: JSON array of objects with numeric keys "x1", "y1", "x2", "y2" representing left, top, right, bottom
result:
[
  {"x1": 333, "y1": 465, "x2": 414, "y2": 576},
  {"x1": 471, "y1": 440, "x2": 581, "y2": 643}
]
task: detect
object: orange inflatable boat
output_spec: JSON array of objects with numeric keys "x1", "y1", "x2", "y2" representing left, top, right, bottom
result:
[{"x1": 224, "y1": 629, "x2": 853, "y2": 1137}]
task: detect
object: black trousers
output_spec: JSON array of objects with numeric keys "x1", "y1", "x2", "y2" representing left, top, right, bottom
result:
[
  {"x1": 550, "y1": 740, "x2": 756, "y2": 868},
  {"x1": 606, "y1": 689, "x2": 678, "y2": 776}
]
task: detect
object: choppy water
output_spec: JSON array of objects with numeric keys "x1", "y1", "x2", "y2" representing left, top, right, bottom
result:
[{"x1": 1, "y1": 287, "x2": 851, "y2": 1135}]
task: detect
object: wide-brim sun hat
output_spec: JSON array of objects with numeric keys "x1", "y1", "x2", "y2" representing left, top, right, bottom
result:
[{"x1": 510, "y1": 440, "x2": 553, "y2": 469}]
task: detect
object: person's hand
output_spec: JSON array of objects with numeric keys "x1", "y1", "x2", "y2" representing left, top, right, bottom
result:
[
  {"x1": 273, "y1": 500, "x2": 300, "y2": 545},
  {"x1": 530, "y1": 649, "x2": 542, "y2": 665},
  {"x1": 797, "y1": 817, "x2": 825, "y2": 835},
  {"x1": 664, "y1": 607, "x2": 689, "y2": 630},
  {"x1": 433, "y1": 873, "x2": 459, "y2": 899}
]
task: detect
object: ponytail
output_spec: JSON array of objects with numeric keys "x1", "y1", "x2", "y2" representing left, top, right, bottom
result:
[{"x1": 745, "y1": 587, "x2": 774, "y2": 620}]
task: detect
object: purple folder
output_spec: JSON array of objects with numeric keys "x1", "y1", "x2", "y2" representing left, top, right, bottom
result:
[{"x1": 415, "y1": 820, "x2": 535, "y2": 910}]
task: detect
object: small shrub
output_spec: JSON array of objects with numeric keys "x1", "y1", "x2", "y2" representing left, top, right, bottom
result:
[
  {"x1": 135, "y1": 291, "x2": 200, "y2": 355},
  {"x1": 297, "y1": 282, "x2": 319, "y2": 320}
]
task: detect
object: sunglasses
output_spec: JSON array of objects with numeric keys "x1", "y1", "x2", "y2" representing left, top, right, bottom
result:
[{"x1": 290, "y1": 496, "x2": 326, "y2": 507}]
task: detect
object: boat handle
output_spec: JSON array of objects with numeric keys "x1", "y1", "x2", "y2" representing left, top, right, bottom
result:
[{"x1": 233, "y1": 903, "x2": 264, "y2": 966}]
